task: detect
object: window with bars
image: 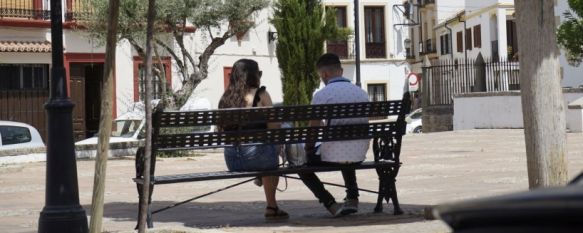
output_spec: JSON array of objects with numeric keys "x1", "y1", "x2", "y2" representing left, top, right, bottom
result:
[
  {"x1": 0, "y1": 64, "x2": 49, "y2": 90},
  {"x1": 138, "y1": 64, "x2": 168, "y2": 101},
  {"x1": 367, "y1": 83, "x2": 387, "y2": 102},
  {"x1": 364, "y1": 7, "x2": 386, "y2": 58},
  {"x1": 440, "y1": 34, "x2": 451, "y2": 55},
  {"x1": 326, "y1": 6, "x2": 349, "y2": 58}
]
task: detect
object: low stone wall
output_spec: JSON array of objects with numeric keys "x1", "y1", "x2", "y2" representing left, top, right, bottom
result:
[
  {"x1": 74, "y1": 141, "x2": 142, "y2": 159},
  {"x1": 453, "y1": 88, "x2": 583, "y2": 131},
  {"x1": 0, "y1": 147, "x2": 45, "y2": 157},
  {"x1": 422, "y1": 105, "x2": 453, "y2": 133}
]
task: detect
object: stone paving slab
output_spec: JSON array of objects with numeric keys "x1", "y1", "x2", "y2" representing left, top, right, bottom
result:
[{"x1": 1, "y1": 130, "x2": 582, "y2": 233}]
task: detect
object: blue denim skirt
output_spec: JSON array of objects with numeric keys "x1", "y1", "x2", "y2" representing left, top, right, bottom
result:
[{"x1": 224, "y1": 145, "x2": 279, "y2": 172}]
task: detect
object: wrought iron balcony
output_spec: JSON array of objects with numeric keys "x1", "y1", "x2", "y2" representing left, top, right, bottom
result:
[
  {"x1": 419, "y1": 39, "x2": 437, "y2": 55},
  {"x1": 326, "y1": 38, "x2": 356, "y2": 60},
  {"x1": 0, "y1": 0, "x2": 50, "y2": 20},
  {"x1": 0, "y1": 0, "x2": 91, "y2": 21}
]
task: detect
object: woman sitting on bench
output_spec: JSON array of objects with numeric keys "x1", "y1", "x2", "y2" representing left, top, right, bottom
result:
[{"x1": 218, "y1": 59, "x2": 289, "y2": 220}]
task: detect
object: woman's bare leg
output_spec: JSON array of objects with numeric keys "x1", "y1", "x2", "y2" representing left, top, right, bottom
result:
[{"x1": 262, "y1": 175, "x2": 279, "y2": 208}]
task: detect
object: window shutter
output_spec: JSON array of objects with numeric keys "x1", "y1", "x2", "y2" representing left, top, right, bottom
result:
[
  {"x1": 474, "y1": 25, "x2": 482, "y2": 48},
  {"x1": 456, "y1": 31, "x2": 463, "y2": 52}
]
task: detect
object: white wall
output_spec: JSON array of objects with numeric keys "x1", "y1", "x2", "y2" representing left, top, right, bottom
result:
[
  {"x1": 115, "y1": 39, "x2": 136, "y2": 115},
  {"x1": 436, "y1": 0, "x2": 465, "y2": 24},
  {"x1": 190, "y1": 7, "x2": 282, "y2": 108},
  {"x1": 342, "y1": 61, "x2": 409, "y2": 100},
  {"x1": 454, "y1": 91, "x2": 583, "y2": 130}
]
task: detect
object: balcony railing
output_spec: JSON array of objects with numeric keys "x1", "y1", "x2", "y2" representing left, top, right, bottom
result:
[
  {"x1": 0, "y1": 0, "x2": 91, "y2": 21},
  {"x1": 327, "y1": 40, "x2": 349, "y2": 59},
  {"x1": 420, "y1": 39, "x2": 437, "y2": 55},
  {"x1": 0, "y1": 0, "x2": 49, "y2": 19},
  {"x1": 366, "y1": 42, "x2": 386, "y2": 59},
  {"x1": 65, "y1": 0, "x2": 92, "y2": 21}
]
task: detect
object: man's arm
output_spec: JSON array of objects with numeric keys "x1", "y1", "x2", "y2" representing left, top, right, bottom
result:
[{"x1": 305, "y1": 92, "x2": 325, "y2": 155}]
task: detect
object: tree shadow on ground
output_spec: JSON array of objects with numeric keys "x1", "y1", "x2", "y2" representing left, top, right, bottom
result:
[{"x1": 89, "y1": 200, "x2": 428, "y2": 229}]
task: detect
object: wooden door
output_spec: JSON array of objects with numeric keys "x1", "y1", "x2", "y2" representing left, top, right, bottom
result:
[
  {"x1": 84, "y1": 64, "x2": 103, "y2": 138},
  {"x1": 69, "y1": 64, "x2": 86, "y2": 141}
]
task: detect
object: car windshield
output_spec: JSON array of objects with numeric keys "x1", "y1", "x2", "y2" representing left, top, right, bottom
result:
[
  {"x1": 409, "y1": 111, "x2": 422, "y2": 120},
  {"x1": 111, "y1": 120, "x2": 141, "y2": 138}
]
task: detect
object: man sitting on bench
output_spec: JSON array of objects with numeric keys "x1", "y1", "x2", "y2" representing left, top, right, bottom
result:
[{"x1": 299, "y1": 53, "x2": 370, "y2": 217}]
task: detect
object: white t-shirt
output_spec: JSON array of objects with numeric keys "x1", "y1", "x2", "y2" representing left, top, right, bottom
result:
[{"x1": 312, "y1": 77, "x2": 370, "y2": 163}]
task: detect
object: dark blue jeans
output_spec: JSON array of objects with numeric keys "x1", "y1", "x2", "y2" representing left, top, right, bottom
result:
[
  {"x1": 224, "y1": 145, "x2": 278, "y2": 172},
  {"x1": 298, "y1": 162, "x2": 360, "y2": 208}
]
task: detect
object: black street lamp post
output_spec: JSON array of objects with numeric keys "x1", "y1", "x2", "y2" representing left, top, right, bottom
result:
[
  {"x1": 38, "y1": 0, "x2": 89, "y2": 232},
  {"x1": 354, "y1": 0, "x2": 361, "y2": 87}
]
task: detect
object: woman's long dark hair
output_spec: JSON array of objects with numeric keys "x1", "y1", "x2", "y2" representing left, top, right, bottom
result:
[{"x1": 219, "y1": 59, "x2": 261, "y2": 109}]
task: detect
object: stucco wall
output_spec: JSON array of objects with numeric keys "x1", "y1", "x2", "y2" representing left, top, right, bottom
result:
[{"x1": 453, "y1": 89, "x2": 583, "y2": 130}]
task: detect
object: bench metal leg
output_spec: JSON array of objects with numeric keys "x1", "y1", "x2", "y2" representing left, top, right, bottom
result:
[
  {"x1": 374, "y1": 172, "x2": 387, "y2": 213},
  {"x1": 375, "y1": 167, "x2": 403, "y2": 215},
  {"x1": 388, "y1": 176, "x2": 403, "y2": 215}
]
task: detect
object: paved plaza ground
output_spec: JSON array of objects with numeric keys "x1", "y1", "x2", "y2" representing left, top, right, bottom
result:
[{"x1": 1, "y1": 129, "x2": 583, "y2": 233}]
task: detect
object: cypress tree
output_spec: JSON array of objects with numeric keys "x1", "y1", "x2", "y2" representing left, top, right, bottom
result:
[{"x1": 272, "y1": 0, "x2": 349, "y2": 106}]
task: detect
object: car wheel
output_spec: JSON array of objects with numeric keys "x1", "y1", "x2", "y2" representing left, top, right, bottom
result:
[{"x1": 413, "y1": 126, "x2": 422, "y2": 133}]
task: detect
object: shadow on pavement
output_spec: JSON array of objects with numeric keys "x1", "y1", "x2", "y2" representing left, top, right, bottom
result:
[{"x1": 88, "y1": 201, "x2": 428, "y2": 229}]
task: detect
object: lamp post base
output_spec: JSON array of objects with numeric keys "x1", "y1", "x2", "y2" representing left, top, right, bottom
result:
[{"x1": 39, "y1": 205, "x2": 88, "y2": 233}]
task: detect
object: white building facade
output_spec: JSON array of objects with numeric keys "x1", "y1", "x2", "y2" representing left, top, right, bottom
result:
[
  {"x1": 433, "y1": 0, "x2": 583, "y2": 98},
  {"x1": 0, "y1": 0, "x2": 412, "y2": 141}
]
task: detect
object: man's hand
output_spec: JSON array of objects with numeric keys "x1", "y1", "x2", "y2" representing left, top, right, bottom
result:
[{"x1": 304, "y1": 143, "x2": 316, "y2": 156}]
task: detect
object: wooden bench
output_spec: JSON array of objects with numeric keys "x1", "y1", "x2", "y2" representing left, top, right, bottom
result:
[{"x1": 134, "y1": 92, "x2": 411, "y2": 228}]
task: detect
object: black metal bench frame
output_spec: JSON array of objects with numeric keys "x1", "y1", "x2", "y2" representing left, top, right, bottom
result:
[{"x1": 134, "y1": 92, "x2": 411, "y2": 228}]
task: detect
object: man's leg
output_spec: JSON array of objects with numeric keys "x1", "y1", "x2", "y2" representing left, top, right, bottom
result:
[
  {"x1": 340, "y1": 168, "x2": 359, "y2": 214},
  {"x1": 298, "y1": 172, "x2": 335, "y2": 207},
  {"x1": 298, "y1": 172, "x2": 344, "y2": 216},
  {"x1": 341, "y1": 168, "x2": 359, "y2": 200}
]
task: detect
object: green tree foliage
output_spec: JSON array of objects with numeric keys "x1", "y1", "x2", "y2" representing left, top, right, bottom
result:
[
  {"x1": 557, "y1": 0, "x2": 583, "y2": 66},
  {"x1": 271, "y1": 0, "x2": 349, "y2": 106},
  {"x1": 84, "y1": 0, "x2": 268, "y2": 108}
]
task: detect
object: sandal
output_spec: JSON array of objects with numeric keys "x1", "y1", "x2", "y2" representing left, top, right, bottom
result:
[{"x1": 265, "y1": 206, "x2": 289, "y2": 221}]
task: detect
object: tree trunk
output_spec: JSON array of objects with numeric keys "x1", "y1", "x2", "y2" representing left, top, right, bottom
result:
[
  {"x1": 137, "y1": 0, "x2": 156, "y2": 232},
  {"x1": 89, "y1": 0, "x2": 119, "y2": 232},
  {"x1": 515, "y1": 0, "x2": 568, "y2": 188}
]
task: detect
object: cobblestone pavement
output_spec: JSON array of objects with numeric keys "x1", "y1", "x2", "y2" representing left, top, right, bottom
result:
[{"x1": 1, "y1": 130, "x2": 582, "y2": 233}]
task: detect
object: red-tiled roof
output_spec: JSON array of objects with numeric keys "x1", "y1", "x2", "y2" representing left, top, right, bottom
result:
[{"x1": 0, "y1": 41, "x2": 51, "y2": 53}]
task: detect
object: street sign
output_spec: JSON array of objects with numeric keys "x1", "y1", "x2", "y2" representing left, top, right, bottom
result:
[{"x1": 408, "y1": 73, "x2": 420, "y2": 92}]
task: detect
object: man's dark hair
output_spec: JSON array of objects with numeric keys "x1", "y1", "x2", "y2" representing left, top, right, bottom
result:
[{"x1": 316, "y1": 53, "x2": 342, "y2": 70}]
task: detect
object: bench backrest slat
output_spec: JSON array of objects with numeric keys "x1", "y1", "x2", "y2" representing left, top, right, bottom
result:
[
  {"x1": 154, "y1": 122, "x2": 399, "y2": 150},
  {"x1": 155, "y1": 101, "x2": 402, "y2": 127}
]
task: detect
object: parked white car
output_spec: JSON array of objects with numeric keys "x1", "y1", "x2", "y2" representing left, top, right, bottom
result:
[
  {"x1": 75, "y1": 98, "x2": 214, "y2": 158},
  {"x1": 406, "y1": 108, "x2": 422, "y2": 134},
  {"x1": 0, "y1": 121, "x2": 45, "y2": 151}
]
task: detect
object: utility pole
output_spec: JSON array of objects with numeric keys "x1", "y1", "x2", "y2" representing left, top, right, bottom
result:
[
  {"x1": 38, "y1": 0, "x2": 88, "y2": 232},
  {"x1": 354, "y1": 0, "x2": 361, "y2": 87},
  {"x1": 515, "y1": 0, "x2": 568, "y2": 188}
]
